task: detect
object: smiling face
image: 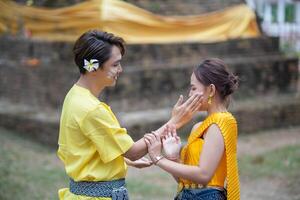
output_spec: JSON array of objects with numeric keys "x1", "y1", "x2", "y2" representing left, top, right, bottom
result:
[{"x1": 96, "y1": 45, "x2": 123, "y2": 87}]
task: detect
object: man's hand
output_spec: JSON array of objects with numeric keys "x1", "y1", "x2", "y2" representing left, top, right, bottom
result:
[
  {"x1": 169, "y1": 93, "x2": 203, "y2": 129},
  {"x1": 125, "y1": 157, "x2": 153, "y2": 169}
]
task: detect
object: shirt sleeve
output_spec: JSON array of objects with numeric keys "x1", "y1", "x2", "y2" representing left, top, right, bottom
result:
[{"x1": 80, "y1": 106, "x2": 134, "y2": 163}]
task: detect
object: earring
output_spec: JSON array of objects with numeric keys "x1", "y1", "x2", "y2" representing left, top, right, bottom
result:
[{"x1": 208, "y1": 96, "x2": 212, "y2": 105}]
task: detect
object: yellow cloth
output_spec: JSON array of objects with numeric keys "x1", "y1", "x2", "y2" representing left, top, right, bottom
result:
[
  {"x1": 57, "y1": 84, "x2": 134, "y2": 200},
  {"x1": 0, "y1": 0, "x2": 260, "y2": 44},
  {"x1": 180, "y1": 112, "x2": 240, "y2": 200}
]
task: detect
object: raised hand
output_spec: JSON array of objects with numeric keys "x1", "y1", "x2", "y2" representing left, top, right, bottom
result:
[
  {"x1": 170, "y1": 93, "x2": 203, "y2": 129},
  {"x1": 144, "y1": 133, "x2": 163, "y2": 164},
  {"x1": 162, "y1": 125, "x2": 181, "y2": 161}
]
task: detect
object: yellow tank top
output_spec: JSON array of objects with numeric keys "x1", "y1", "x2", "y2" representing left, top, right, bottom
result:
[{"x1": 179, "y1": 112, "x2": 240, "y2": 200}]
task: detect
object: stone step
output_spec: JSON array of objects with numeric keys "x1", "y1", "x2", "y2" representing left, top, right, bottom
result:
[
  {"x1": 1, "y1": 52, "x2": 297, "y2": 111},
  {"x1": 0, "y1": 37, "x2": 280, "y2": 66},
  {"x1": 124, "y1": 37, "x2": 281, "y2": 68},
  {"x1": 116, "y1": 93, "x2": 300, "y2": 139},
  {"x1": 0, "y1": 94, "x2": 299, "y2": 146}
]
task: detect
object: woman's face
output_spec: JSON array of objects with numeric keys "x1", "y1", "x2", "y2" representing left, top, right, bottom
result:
[
  {"x1": 96, "y1": 45, "x2": 123, "y2": 87},
  {"x1": 189, "y1": 73, "x2": 209, "y2": 111}
]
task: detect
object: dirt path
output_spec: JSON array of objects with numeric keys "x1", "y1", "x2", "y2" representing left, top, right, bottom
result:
[
  {"x1": 238, "y1": 126, "x2": 300, "y2": 200},
  {"x1": 238, "y1": 126, "x2": 300, "y2": 156}
]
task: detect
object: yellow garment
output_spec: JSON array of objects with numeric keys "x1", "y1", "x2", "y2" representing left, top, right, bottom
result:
[
  {"x1": 57, "y1": 84, "x2": 134, "y2": 200},
  {"x1": 0, "y1": 0, "x2": 260, "y2": 44},
  {"x1": 180, "y1": 112, "x2": 240, "y2": 200}
]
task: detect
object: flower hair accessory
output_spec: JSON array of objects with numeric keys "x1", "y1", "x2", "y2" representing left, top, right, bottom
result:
[{"x1": 83, "y1": 59, "x2": 99, "y2": 72}]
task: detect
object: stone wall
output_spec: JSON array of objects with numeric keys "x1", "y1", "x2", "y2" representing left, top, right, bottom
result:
[
  {"x1": 0, "y1": 36, "x2": 298, "y2": 112},
  {"x1": 14, "y1": 0, "x2": 245, "y2": 15},
  {"x1": 126, "y1": 0, "x2": 245, "y2": 15},
  {"x1": 1, "y1": 93, "x2": 299, "y2": 146}
]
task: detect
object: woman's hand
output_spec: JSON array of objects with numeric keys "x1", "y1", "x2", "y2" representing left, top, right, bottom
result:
[
  {"x1": 162, "y1": 126, "x2": 181, "y2": 161},
  {"x1": 144, "y1": 133, "x2": 162, "y2": 163},
  {"x1": 125, "y1": 157, "x2": 153, "y2": 169},
  {"x1": 169, "y1": 93, "x2": 203, "y2": 129}
]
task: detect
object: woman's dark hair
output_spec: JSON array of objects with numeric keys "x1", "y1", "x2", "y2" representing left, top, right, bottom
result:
[
  {"x1": 194, "y1": 58, "x2": 239, "y2": 100},
  {"x1": 73, "y1": 30, "x2": 125, "y2": 74}
]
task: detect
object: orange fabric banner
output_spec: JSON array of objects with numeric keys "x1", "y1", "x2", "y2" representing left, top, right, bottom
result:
[{"x1": 0, "y1": 0, "x2": 260, "y2": 44}]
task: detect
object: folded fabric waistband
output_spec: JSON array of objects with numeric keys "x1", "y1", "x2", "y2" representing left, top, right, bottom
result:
[
  {"x1": 178, "y1": 182, "x2": 224, "y2": 192},
  {"x1": 69, "y1": 178, "x2": 129, "y2": 200}
]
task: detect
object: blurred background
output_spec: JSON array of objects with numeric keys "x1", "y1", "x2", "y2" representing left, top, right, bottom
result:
[{"x1": 0, "y1": 0, "x2": 299, "y2": 199}]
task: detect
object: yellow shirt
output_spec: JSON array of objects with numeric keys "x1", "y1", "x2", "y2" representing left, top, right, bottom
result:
[
  {"x1": 179, "y1": 112, "x2": 240, "y2": 200},
  {"x1": 57, "y1": 84, "x2": 134, "y2": 200}
]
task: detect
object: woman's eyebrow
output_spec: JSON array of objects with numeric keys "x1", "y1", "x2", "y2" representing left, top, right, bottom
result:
[{"x1": 113, "y1": 59, "x2": 122, "y2": 64}]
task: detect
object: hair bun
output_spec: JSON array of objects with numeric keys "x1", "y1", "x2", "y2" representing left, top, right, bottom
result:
[{"x1": 225, "y1": 74, "x2": 239, "y2": 96}]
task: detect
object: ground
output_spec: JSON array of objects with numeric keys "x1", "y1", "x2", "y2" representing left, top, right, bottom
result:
[{"x1": 0, "y1": 126, "x2": 299, "y2": 200}]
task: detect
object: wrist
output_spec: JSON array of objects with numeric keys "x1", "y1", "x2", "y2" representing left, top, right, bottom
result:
[
  {"x1": 168, "y1": 119, "x2": 181, "y2": 129},
  {"x1": 152, "y1": 155, "x2": 164, "y2": 165},
  {"x1": 168, "y1": 157, "x2": 180, "y2": 162},
  {"x1": 165, "y1": 155, "x2": 180, "y2": 161}
]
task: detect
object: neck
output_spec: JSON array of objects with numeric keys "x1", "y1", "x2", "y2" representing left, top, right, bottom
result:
[
  {"x1": 76, "y1": 75, "x2": 104, "y2": 97},
  {"x1": 207, "y1": 101, "x2": 227, "y2": 116}
]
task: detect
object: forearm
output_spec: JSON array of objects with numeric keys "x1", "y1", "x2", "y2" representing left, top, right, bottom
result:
[
  {"x1": 156, "y1": 158, "x2": 210, "y2": 185},
  {"x1": 124, "y1": 121, "x2": 173, "y2": 161},
  {"x1": 123, "y1": 137, "x2": 148, "y2": 161},
  {"x1": 171, "y1": 158, "x2": 180, "y2": 182}
]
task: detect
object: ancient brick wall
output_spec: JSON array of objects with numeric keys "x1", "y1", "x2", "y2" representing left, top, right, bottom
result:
[
  {"x1": 126, "y1": 0, "x2": 245, "y2": 15},
  {"x1": 0, "y1": 36, "x2": 298, "y2": 112}
]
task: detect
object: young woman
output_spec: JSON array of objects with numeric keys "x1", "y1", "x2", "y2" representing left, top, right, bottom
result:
[
  {"x1": 57, "y1": 30, "x2": 202, "y2": 200},
  {"x1": 145, "y1": 58, "x2": 240, "y2": 200}
]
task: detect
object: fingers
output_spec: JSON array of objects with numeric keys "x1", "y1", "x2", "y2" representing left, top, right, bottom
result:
[
  {"x1": 157, "y1": 125, "x2": 168, "y2": 137},
  {"x1": 190, "y1": 96, "x2": 204, "y2": 112},
  {"x1": 170, "y1": 124, "x2": 177, "y2": 137},
  {"x1": 140, "y1": 157, "x2": 151, "y2": 163},
  {"x1": 144, "y1": 133, "x2": 153, "y2": 145},
  {"x1": 182, "y1": 93, "x2": 199, "y2": 108},
  {"x1": 144, "y1": 132, "x2": 161, "y2": 146},
  {"x1": 187, "y1": 93, "x2": 202, "y2": 110},
  {"x1": 174, "y1": 95, "x2": 184, "y2": 107},
  {"x1": 144, "y1": 138, "x2": 151, "y2": 146},
  {"x1": 175, "y1": 136, "x2": 181, "y2": 144}
]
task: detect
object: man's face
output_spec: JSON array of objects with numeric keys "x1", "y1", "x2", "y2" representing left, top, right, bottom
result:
[{"x1": 97, "y1": 45, "x2": 123, "y2": 87}]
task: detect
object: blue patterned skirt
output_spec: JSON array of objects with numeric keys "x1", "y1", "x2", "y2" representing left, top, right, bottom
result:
[{"x1": 174, "y1": 187, "x2": 227, "y2": 200}]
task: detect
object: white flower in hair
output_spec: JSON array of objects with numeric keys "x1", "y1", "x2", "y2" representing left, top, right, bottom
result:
[{"x1": 83, "y1": 59, "x2": 99, "y2": 72}]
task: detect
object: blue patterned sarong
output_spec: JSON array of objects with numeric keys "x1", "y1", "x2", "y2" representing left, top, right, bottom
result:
[{"x1": 69, "y1": 178, "x2": 129, "y2": 200}]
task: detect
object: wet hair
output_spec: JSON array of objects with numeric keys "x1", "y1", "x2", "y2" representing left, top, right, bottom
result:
[
  {"x1": 73, "y1": 30, "x2": 125, "y2": 74},
  {"x1": 193, "y1": 58, "x2": 239, "y2": 101}
]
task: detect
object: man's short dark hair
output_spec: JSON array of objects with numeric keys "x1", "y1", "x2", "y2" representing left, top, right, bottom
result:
[{"x1": 73, "y1": 30, "x2": 125, "y2": 74}]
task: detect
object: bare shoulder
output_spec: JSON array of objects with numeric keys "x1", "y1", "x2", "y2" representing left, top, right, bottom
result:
[
  {"x1": 203, "y1": 124, "x2": 223, "y2": 139},
  {"x1": 191, "y1": 121, "x2": 203, "y2": 132}
]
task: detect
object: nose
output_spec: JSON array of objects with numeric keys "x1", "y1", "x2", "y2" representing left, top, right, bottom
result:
[
  {"x1": 188, "y1": 90, "x2": 193, "y2": 97},
  {"x1": 118, "y1": 65, "x2": 123, "y2": 73}
]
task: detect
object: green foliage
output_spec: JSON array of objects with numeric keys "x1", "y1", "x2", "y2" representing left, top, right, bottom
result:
[
  {"x1": 0, "y1": 129, "x2": 67, "y2": 200},
  {"x1": 239, "y1": 145, "x2": 300, "y2": 179},
  {"x1": 285, "y1": 4, "x2": 295, "y2": 23},
  {"x1": 271, "y1": 3, "x2": 278, "y2": 23},
  {"x1": 0, "y1": 128, "x2": 299, "y2": 199}
]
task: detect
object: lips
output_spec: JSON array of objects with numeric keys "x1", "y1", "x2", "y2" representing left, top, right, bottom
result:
[{"x1": 114, "y1": 73, "x2": 120, "y2": 80}]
